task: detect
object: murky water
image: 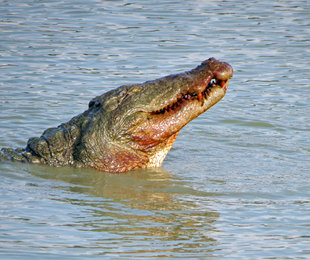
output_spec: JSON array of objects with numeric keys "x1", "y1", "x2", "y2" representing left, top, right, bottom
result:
[{"x1": 1, "y1": 0, "x2": 310, "y2": 259}]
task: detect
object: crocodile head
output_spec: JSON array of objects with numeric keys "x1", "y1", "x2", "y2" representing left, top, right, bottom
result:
[{"x1": 77, "y1": 57, "x2": 233, "y2": 172}]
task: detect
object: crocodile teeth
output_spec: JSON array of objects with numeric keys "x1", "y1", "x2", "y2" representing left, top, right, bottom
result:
[{"x1": 152, "y1": 76, "x2": 220, "y2": 115}]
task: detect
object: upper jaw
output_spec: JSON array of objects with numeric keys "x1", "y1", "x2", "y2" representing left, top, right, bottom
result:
[
  {"x1": 190, "y1": 57, "x2": 233, "y2": 96},
  {"x1": 150, "y1": 58, "x2": 233, "y2": 115},
  {"x1": 207, "y1": 57, "x2": 234, "y2": 80}
]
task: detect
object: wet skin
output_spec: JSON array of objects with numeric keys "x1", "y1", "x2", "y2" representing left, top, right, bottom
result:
[{"x1": 1, "y1": 58, "x2": 233, "y2": 173}]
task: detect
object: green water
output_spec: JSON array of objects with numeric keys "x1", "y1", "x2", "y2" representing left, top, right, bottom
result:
[{"x1": 0, "y1": 0, "x2": 309, "y2": 258}]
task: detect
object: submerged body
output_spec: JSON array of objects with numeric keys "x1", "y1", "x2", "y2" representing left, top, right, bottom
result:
[{"x1": 1, "y1": 58, "x2": 233, "y2": 173}]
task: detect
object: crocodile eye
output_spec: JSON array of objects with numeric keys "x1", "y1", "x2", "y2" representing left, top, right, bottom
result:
[{"x1": 88, "y1": 100, "x2": 95, "y2": 108}]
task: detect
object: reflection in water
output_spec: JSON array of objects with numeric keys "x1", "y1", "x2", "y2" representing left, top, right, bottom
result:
[{"x1": 29, "y1": 164, "x2": 219, "y2": 256}]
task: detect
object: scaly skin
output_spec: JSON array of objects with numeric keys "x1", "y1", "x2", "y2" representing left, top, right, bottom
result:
[{"x1": 1, "y1": 58, "x2": 233, "y2": 173}]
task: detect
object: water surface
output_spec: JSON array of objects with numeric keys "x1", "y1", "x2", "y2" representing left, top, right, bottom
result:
[{"x1": 1, "y1": 0, "x2": 310, "y2": 259}]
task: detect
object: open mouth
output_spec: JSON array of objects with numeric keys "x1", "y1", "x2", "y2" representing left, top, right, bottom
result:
[{"x1": 151, "y1": 78, "x2": 228, "y2": 115}]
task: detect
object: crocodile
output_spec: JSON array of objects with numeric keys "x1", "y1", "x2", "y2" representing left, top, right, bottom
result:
[{"x1": 1, "y1": 58, "x2": 233, "y2": 173}]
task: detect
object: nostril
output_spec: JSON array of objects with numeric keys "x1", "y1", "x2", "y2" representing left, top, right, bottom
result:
[{"x1": 213, "y1": 62, "x2": 234, "y2": 81}]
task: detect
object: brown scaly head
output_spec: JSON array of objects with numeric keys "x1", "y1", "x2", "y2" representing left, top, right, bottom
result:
[{"x1": 78, "y1": 57, "x2": 233, "y2": 172}]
